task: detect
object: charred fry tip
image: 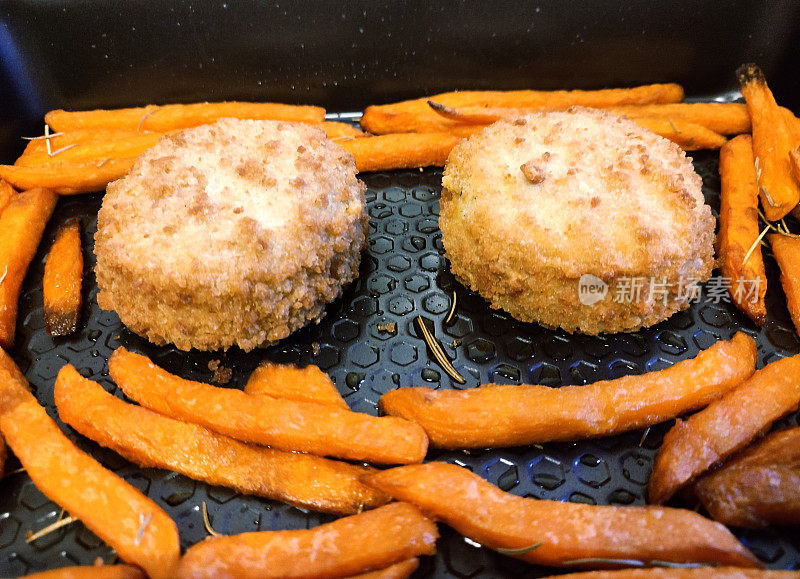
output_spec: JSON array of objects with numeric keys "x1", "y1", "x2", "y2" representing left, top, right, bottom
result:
[
  {"x1": 736, "y1": 63, "x2": 766, "y2": 86},
  {"x1": 427, "y1": 100, "x2": 451, "y2": 113},
  {"x1": 26, "y1": 515, "x2": 78, "y2": 543},
  {"x1": 201, "y1": 501, "x2": 221, "y2": 537}
]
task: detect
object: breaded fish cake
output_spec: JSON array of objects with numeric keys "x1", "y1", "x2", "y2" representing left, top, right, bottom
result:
[
  {"x1": 440, "y1": 108, "x2": 715, "y2": 334},
  {"x1": 95, "y1": 119, "x2": 367, "y2": 351}
]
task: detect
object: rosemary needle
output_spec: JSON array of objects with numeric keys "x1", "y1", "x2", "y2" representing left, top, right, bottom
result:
[
  {"x1": 201, "y1": 501, "x2": 221, "y2": 537},
  {"x1": 415, "y1": 316, "x2": 466, "y2": 384}
]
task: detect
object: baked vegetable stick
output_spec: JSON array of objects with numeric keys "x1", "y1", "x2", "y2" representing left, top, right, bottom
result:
[
  {"x1": 176, "y1": 502, "x2": 439, "y2": 579},
  {"x1": 109, "y1": 347, "x2": 428, "y2": 464},
  {"x1": 0, "y1": 350, "x2": 180, "y2": 579},
  {"x1": 631, "y1": 117, "x2": 727, "y2": 150},
  {"x1": 43, "y1": 218, "x2": 83, "y2": 337},
  {"x1": 649, "y1": 353, "x2": 800, "y2": 505},
  {"x1": 45, "y1": 101, "x2": 326, "y2": 132},
  {"x1": 322, "y1": 121, "x2": 366, "y2": 140},
  {"x1": 0, "y1": 187, "x2": 58, "y2": 349},
  {"x1": 791, "y1": 145, "x2": 800, "y2": 184},
  {"x1": 22, "y1": 566, "x2": 145, "y2": 579},
  {"x1": 0, "y1": 158, "x2": 136, "y2": 195},
  {"x1": 718, "y1": 135, "x2": 768, "y2": 325},
  {"x1": 541, "y1": 570, "x2": 800, "y2": 579},
  {"x1": 362, "y1": 462, "x2": 758, "y2": 569},
  {"x1": 737, "y1": 63, "x2": 800, "y2": 221},
  {"x1": 343, "y1": 133, "x2": 460, "y2": 172},
  {"x1": 768, "y1": 234, "x2": 800, "y2": 336},
  {"x1": 244, "y1": 361, "x2": 349, "y2": 409},
  {"x1": 702, "y1": 426, "x2": 800, "y2": 469},
  {"x1": 0, "y1": 177, "x2": 15, "y2": 216},
  {"x1": 360, "y1": 84, "x2": 684, "y2": 134},
  {"x1": 380, "y1": 332, "x2": 756, "y2": 449},
  {"x1": 55, "y1": 364, "x2": 388, "y2": 515},
  {"x1": 347, "y1": 559, "x2": 419, "y2": 579},
  {"x1": 16, "y1": 130, "x2": 163, "y2": 167}
]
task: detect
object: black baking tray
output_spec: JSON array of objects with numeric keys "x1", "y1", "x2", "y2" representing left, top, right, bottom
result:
[{"x1": 2, "y1": 1, "x2": 800, "y2": 577}]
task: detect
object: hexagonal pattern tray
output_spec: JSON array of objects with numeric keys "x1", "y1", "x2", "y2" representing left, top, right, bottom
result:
[{"x1": 1, "y1": 151, "x2": 799, "y2": 577}]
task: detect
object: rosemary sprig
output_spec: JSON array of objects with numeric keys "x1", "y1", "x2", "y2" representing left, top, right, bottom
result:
[
  {"x1": 49, "y1": 144, "x2": 77, "y2": 158},
  {"x1": 638, "y1": 426, "x2": 651, "y2": 447},
  {"x1": 26, "y1": 514, "x2": 77, "y2": 543},
  {"x1": 21, "y1": 132, "x2": 64, "y2": 141},
  {"x1": 135, "y1": 512, "x2": 152, "y2": 546},
  {"x1": 444, "y1": 290, "x2": 458, "y2": 325},
  {"x1": 201, "y1": 501, "x2": 221, "y2": 537},
  {"x1": 667, "y1": 117, "x2": 680, "y2": 134},
  {"x1": 137, "y1": 109, "x2": 157, "y2": 132},
  {"x1": 495, "y1": 541, "x2": 543, "y2": 556},
  {"x1": 415, "y1": 316, "x2": 466, "y2": 384},
  {"x1": 742, "y1": 225, "x2": 770, "y2": 266},
  {"x1": 562, "y1": 557, "x2": 707, "y2": 568}
]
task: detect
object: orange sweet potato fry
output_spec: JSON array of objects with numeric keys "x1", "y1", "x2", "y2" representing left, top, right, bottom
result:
[
  {"x1": 360, "y1": 84, "x2": 684, "y2": 135},
  {"x1": 22, "y1": 565, "x2": 145, "y2": 579},
  {"x1": 109, "y1": 347, "x2": 428, "y2": 464},
  {"x1": 342, "y1": 133, "x2": 460, "y2": 172},
  {"x1": 791, "y1": 145, "x2": 800, "y2": 186},
  {"x1": 244, "y1": 361, "x2": 349, "y2": 409},
  {"x1": 176, "y1": 502, "x2": 439, "y2": 579},
  {"x1": 362, "y1": 462, "x2": 758, "y2": 569},
  {"x1": 322, "y1": 121, "x2": 366, "y2": 140},
  {"x1": 43, "y1": 218, "x2": 83, "y2": 337},
  {"x1": 631, "y1": 117, "x2": 727, "y2": 150},
  {"x1": 45, "y1": 101, "x2": 325, "y2": 132},
  {"x1": 768, "y1": 234, "x2": 800, "y2": 336},
  {"x1": 0, "y1": 187, "x2": 58, "y2": 349},
  {"x1": 347, "y1": 559, "x2": 419, "y2": 579},
  {"x1": 15, "y1": 130, "x2": 163, "y2": 167},
  {"x1": 540, "y1": 570, "x2": 796, "y2": 579},
  {"x1": 737, "y1": 63, "x2": 800, "y2": 221},
  {"x1": 0, "y1": 178, "x2": 15, "y2": 216},
  {"x1": 690, "y1": 427, "x2": 800, "y2": 528},
  {"x1": 0, "y1": 349, "x2": 179, "y2": 579},
  {"x1": 649, "y1": 353, "x2": 800, "y2": 505},
  {"x1": 718, "y1": 135, "x2": 768, "y2": 325},
  {"x1": 381, "y1": 333, "x2": 756, "y2": 449},
  {"x1": 0, "y1": 158, "x2": 136, "y2": 195},
  {"x1": 55, "y1": 364, "x2": 387, "y2": 515}
]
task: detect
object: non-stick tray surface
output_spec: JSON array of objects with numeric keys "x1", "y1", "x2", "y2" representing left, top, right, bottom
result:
[{"x1": 1, "y1": 148, "x2": 799, "y2": 577}]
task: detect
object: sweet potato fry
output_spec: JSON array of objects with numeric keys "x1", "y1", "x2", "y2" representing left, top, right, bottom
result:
[
  {"x1": 0, "y1": 158, "x2": 136, "y2": 195},
  {"x1": 649, "y1": 353, "x2": 800, "y2": 505},
  {"x1": 360, "y1": 84, "x2": 684, "y2": 135},
  {"x1": 45, "y1": 101, "x2": 326, "y2": 132},
  {"x1": 380, "y1": 332, "x2": 756, "y2": 449},
  {"x1": 362, "y1": 462, "x2": 758, "y2": 568},
  {"x1": 109, "y1": 347, "x2": 428, "y2": 464},
  {"x1": 718, "y1": 135, "x2": 767, "y2": 325},
  {"x1": 737, "y1": 63, "x2": 800, "y2": 221},
  {"x1": 342, "y1": 133, "x2": 460, "y2": 172},
  {"x1": 244, "y1": 361, "x2": 349, "y2": 409},
  {"x1": 690, "y1": 427, "x2": 800, "y2": 528},
  {"x1": 15, "y1": 130, "x2": 163, "y2": 167},
  {"x1": 541, "y1": 570, "x2": 798, "y2": 579},
  {"x1": 0, "y1": 178, "x2": 15, "y2": 216},
  {"x1": 791, "y1": 146, "x2": 800, "y2": 185},
  {"x1": 22, "y1": 565, "x2": 145, "y2": 579},
  {"x1": 55, "y1": 364, "x2": 387, "y2": 514},
  {"x1": 768, "y1": 234, "x2": 800, "y2": 336},
  {"x1": 176, "y1": 502, "x2": 439, "y2": 579},
  {"x1": 631, "y1": 117, "x2": 727, "y2": 150},
  {"x1": 322, "y1": 121, "x2": 366, "y2": 140},
  {"x1": 43, "y1": 218, "x2": 83, "y2": 337},
  {"x1": 0, "y1": 187, "x2": 58, "y2": 349},
  {"x1": 347, "y1": 559, "x2": 419, "y2": 579},
  {"x1": 0, "y1": 349, "x2": 179, "y2": 579}
]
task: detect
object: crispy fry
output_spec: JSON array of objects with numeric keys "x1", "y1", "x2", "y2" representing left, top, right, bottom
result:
[
  {"x1": 22, "y1": 565, "x2": 145, "y2": 579},
  {"x1": 347, "y1": 559, "x2": 419, "y2": 579},
  {"x1": 43, "y1": 218, "x2": 83, "y2": 337},
  {"x1": 360, "y1": 84, "x2": 684, "y2": 135},
  {"x1": 541, "y1": 570, "x2": 799, "y2": 579},
  {"x1": 55, "y1": 364, "x2": 387, "y2": 515},
  {"x1": 0, "y1": 178, "x2": 15, "y2": 216},
  {"x1": 176, "y1": 502, "x2": 439, "y2": 579},
  {"x1": 768, "y1": 234, "x2": 800, "y2": 336},
  {"x1": 718, "y1": 135, "x2": 768, "y2": 324},
  {"x1": 342, "y1": 133, "x2": 460, "y2": 172},
  {"x1": 16, "y1": 130, "x2": 163, "y2": 167},
  {"x1": 322, "y1": 121, "x2": 366, "y2": 140},
  {"x1": 690, "y1": 427, "x2": 800, "y2": 528},
  {"x1": 362, "y1": 462, "x2": 758, "y2": 569},
  {"x1": 791, "y1": 146, "x2": 800, "y2": 185},
  {"x1": 737, "y1": 63, "x2": 800, "y2": 221},
  {"x1": 380, "y1": 333, "x2": 756, "y2": 449},
  {"x1": 0, "y1": 349, "x2": 179, "y2": 579},
  {"x1": 0, "y1": 188, "x2": 58, "y2": 349},
  {"x1": 109, "y1": 347, "x2": 428, "y2": 464},
  {"x1": 631, "y1": 117, "x2": 727, "y2": 150},
  {"x1": 430, "y1": 102, "x2": 752, "y2": 136},
  {"x1": 244, "y1": 361, "x2": 349, "y2": 409},
  {"x1": 45, "y1": 102, "x2": 326, "y2": 132},
  {"x1": 0, "y1": 158, "x2": 136, "y2": 195},
  {"x1": 649, "y1": 353, "x2": 800, "y2": 504}
]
